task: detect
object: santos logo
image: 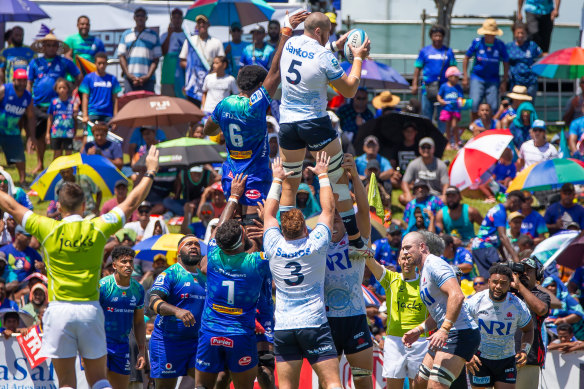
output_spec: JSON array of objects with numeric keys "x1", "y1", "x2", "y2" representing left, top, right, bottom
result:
[{"x1": 284, "y1": 42, "x2": 315, "y2": 59}]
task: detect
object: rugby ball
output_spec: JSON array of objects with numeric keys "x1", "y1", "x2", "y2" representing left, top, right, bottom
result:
[{"x1": 343, "y1": 29, "x2": 368, "y2": 64}]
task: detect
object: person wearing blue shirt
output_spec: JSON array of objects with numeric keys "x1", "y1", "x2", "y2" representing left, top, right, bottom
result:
[
  {"x1": 28, "y1": 34, "x2": 82, "y2": 175},
  {"x1": 506, "y1": 22, "x2": 542, "y2": 100},
  {"x1": 0, "y1": 226, "x2": 42, "y2": 284},
  {"x1": 372, "y1": 224, "x2": 402, "y2": 269},
  {"x1": 160, "y1": 8, "x2": 186, "y2": 98},
  {"x1": 544, "y1": 183, "x2": 584, "y2": 235},
  {"x1": 0, "y1": 26, "x2": 35, "y2": 84},
  {"x1": 412, "y1": 24, "x2": 457, "y2": 133},
  {"x1": 462, "y1": 19, "x2": 510, "y2": 121},
  {"x1": 79, "y1": 52, "x2": 121, "y2": 124},
  {"x1": 518, "y1": 0, "x2": 561, "y2": 54},
  {"x1": 568, "y1": 100, "x2": 584, "y2": 159},
  {"x1": 148, "y1": 235, "x2": 206, "y2": 387},
  {"x1": 520, "y1": 192, "x2": 548, "y2": 245},
  {"x1": 442, "y1": 235, "x2": 474, "y2": 281},
  {"x1": 239, "y1": 25, "x2": 275, "y2": 71},
  {"x1": 355, "y1": 135, "x2": 394, "y2": 181},
  {"x1": 224, "y1": 23, "x2": 246, "y2": 78}
]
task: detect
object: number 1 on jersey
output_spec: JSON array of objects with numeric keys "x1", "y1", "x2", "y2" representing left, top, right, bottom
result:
[
  {"x1": 228, "y1": 123, "x2": 244, "y2": 147},
  {"x1": 222, "y1": 280, "x2": 235, "y2": 305}
]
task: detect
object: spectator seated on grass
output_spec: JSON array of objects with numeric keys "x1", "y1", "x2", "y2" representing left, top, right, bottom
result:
[
  {"x1": 82, "y1": 122, "x2": 123, "y2": 170},
  {"x1": 510, "y1": 101, "x2": 538, "y2": 149},
  {"x1": 517, "y1": 120, "x2": 558, "y2": 172},
  {"x1": 469, "y1": 102, "x2": 501, "y2": 137},
  {"x1": 494, "y1": 85, "x2": 533, "y2": 128},
  {"x1": 544, "y1": 183, "x2": 584, "y2": 235}
]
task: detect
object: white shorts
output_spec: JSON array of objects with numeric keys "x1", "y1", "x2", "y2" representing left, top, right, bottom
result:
[
  {"x1": 41, "y1": 301, "x2": 107, "y2": 359},
  {"x1": 382, "y1": 334, "x2": 428, "y2": 379}
]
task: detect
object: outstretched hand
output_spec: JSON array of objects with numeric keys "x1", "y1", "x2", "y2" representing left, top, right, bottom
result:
[
  {"x1": 307, "y1": 151, "x2": 330, "y2": 177},
  {"x1": 230, "y1": 173, "x2": 248, "y2": 198},
  {"x1": 288, "y1": 10, "x2": 310, "y2": 29},
  {"x1": 272, "y1": 157, "x2": 293, "y2": 181},
  {"x1": 145, "y1": 145, "x2": 160, "y2": 173}
]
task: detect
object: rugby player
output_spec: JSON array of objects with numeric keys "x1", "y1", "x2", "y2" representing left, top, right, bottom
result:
[
  {"x1": 148, "y1": 235, "x2": 206, "y2": 389},
  {"x1": 195, "y1": 173, "x2": 272, "y2": 389},
  {"x1": 401, "y1": 232, "x2": 481, "y2": 389},
  {"x1": 466, "y1": 264, "x2": 533, "y2": 389},
  {"x1": 263, "y1": 154, "x2": 342, "y2": 389},
  {"x1": 365, "y1": 246, "x2": 428, "y2": 389},
  {"x1": 203, "y1": 11, "x2": 308, "y2": 215},
  {"x1": 277, "y1": 12, "x2": 370, "y2": 255},
  {"x1": 0, "y1": 146, "x2": 159, "y2": 389},
  {"x1": 323, "y1": 153, "x2": 373, "y2": 388},
  {"x1": 99, "y1": 246, "x2": 146, "y2": 389}
]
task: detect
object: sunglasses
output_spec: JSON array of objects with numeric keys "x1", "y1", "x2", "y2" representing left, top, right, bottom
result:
[
  {"x1": 420, "y1": 145, "x2": 432, "y2": 150},
  {"x1": 0, "y1": 180, "x2": 7, "y2": 185},
  {"x1": 473, "y1": 281, "x2": 485, "y2": 286},
  {"x1": 138, "y1": 209, "x2": 150, "y2": 214},
  {"x1": 200, "y1": 210, "x2": 213, "y2": 216}
]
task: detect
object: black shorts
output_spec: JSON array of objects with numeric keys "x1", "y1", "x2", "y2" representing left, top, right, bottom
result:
[
  {"x1": 50, "y1": 137, "x2": 74, "y2": 151},
  {"x1": 428, "y1": 328, "x2": 481, "y2": 362},
  {"x1": 469, "y1": 356, "x2": 516, "y2": 387},
  {"x1": 273, "y1": 323, "x2": 338, "y2": 365},
  {"x1": 278, "y1": 116, "x2": 337, "y2": 151},
  {"x1": 328, "y1": 315, "x2": 373, "y2": 356},
  {"x1": 33, "y1": 105, "x2": 49, "y2": 139}
]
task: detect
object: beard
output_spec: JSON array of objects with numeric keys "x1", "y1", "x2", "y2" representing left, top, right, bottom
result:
[
  {"x1": 182, "y1": 253, "x2": 203, "y2": 266},
  {"x1": 447, "y1": 200, "x2": 460, "y2": 210},
  {"x1": 489, "y1": 289, "x2": 507, "y2": 301}
]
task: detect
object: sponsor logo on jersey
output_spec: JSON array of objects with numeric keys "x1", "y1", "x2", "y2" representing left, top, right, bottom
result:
[
  {"x1": 212, "y1": 304, "x2": 243, "y2": 315},
  {"x1": 472, "y1": 376, "x2": 490, "y2": 385},
  {"x1": 101, "y1": 212, "x2": 119, "y2": 225},
  {"x1": 245, "y1": 189, "x2": 261, "y2": 200},
  {"x1": 165, "y1": 363, "x2": 173, "y2": 370},
  {"x1": 250, "y1": 89, "x2": 263, "y2": 105},
  {"x1": 478, "y1": 319, "x2": 513, "y2": 335},
  {"x1": 353, "y1": 332, "x2": 364, "y2": 339},
  {"x1": 397, "y1": 299, "x2": 424, "y2": 312},
  {"x1": 107, "y1": 307, "x2": 114, "y2": 312},
  {"x1": 3, "y1": 103, "x2": 27, "y2": 116},
  {"x1": 58, "y1": 235, "x2": 95, "y2": 252},
  {"x1": 239, "y1": 356, "x2": 252, "y2": 366},
  {"x1": 181, "y1": 293, "x2": 190, "y2": 299},
  {"x1": 211, "y1": 336, "x2": 234, "y2": 348},
  {"x1": 275, "y1": 247, "x2": 311, "y2": 258},
  {"x1": 284, "y1": 42, "x2": 315, "y2": 59},
  {"x1": 229, "y1": 150, "x2": 252, "y2": 159},
  {"x1": 507, "y1": 312, "x2": 512, "y2": 318},
  {"x1": 154, "y1": 272, "x2": 166, "y2": 286}
]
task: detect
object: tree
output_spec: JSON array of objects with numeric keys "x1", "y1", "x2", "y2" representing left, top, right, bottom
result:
[{"x1": 434, "y1": 0, "x2": 456, "y2": 45}]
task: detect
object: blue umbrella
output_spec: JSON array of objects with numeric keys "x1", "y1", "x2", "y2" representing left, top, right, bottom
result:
[
  {"x1": 340, "y1": 60, "x2": 410, "y2": 90},
  {"x1": 185, "y1": 0, "x2": 274, "y2": 26},
  {"x1": 0, "y1": 0, "x2": 49, "y2": 22}
]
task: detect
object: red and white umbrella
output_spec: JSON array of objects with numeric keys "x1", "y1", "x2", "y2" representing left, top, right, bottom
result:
[{"x1": 449, "y1": 129, "x2": 514, "y2": 190}]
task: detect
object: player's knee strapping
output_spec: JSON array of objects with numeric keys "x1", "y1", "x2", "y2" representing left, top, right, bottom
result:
[
  {"x1": 282, "y1": 161, "x2": 302, "y2": 179},
  {"x1": 327, "y1": 151, "x2": 349, "y2": 201},
  {"x1": 92, "y1": 379, "x2": 112, "y2": 389},
  {"x1": 351, "y1": 366, "x2": 372, "y2": 378},
  {"x1": 418, "y1": 363, "x2": 431, "y2": 381},
  {"x1": 429, "y1": 364, "x2": 456, "y2": 386}
]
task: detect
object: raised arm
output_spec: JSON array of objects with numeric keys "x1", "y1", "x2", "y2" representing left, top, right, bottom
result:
[
  {"x1": 211, "y1": 174, "x2": 247, "y2": 240},
  {"x1": 330, "y1": 39, "x2": 371, "y2": 98},
  {"x1": 117, "y1": 146, "x2": 159, "y2": 219},
  {"x1": 308, "y1": 152, "x2": 334, "y2": 231},
  {"x1": 263, "y1": 11, "x2": 310, "y2": 97},
  {"x1": 342, "y1": 153, "x2": 370, "y2": 241},
  {"x1": 264, "y1": 157, "x2": 293, "y2": 231},
  {"x1": 0, "y1": 191, "x2": 29, "y2": 226}
]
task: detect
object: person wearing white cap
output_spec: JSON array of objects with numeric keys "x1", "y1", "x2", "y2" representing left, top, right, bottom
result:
[
  {"x1": 462, "y1": 19, "x2": 510, "y2": 121},
  {"x1": 399, "y1": 137, "x2": 449, "y2": 206},
  {"x1": 517, "y1": 119, "x2": 558, "y2": 171}
]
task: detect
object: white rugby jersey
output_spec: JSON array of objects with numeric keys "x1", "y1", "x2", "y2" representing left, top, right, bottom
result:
[
  {"x1": 419, "y1": 254, "x2": 477, "y2": 330},
  {"x1": 279, "y1": 35, "x2": 344, "y2": 124},
  {"x1": 466, "y1": 289, "x2": 532, "y2": 360},
  {"x1": 324, "y1": 233, "x2": 367, "y2": 317},
  {"x1": 264, "y1": 223, "x2": 331, "y2": 330}
]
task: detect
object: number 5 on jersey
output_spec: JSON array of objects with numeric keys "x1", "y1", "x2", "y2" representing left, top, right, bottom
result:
[{"x1": 286, "y1": 60, "x2": 302, "y2": 85}]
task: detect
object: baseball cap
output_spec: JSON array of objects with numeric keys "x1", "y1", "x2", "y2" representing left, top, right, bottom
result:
[
  {"x1": 532, "y1": 119, "x2": 546, "y2": 131},
  {"x1": 138, "y1": 201, "x2": 152, "y2": 210},
  {"x1": 509, "y1": 211, "x2": 525, "y2": 221},
  {"x1": 190, "y1": 165, "x2": 204, "y2": 173},
  {"x1": 364, "y1": 135, "x2": 379, "y2": 146},
  {"x1": 230, "y1": 22, "x2": 242, "y2": 31},
  {"x1": 195, "y1": 14, "x2": 208, "y2": 23},
  {"x1": 419, "y1": 137, "x2": 435, "y2": 148},
  {"x1": 251, "y1": 24, "x2": 266, "y2": 33},
  {"x1": 115, "y1": 179, "x2": 128, "y2": 188},
  {"x1": 325, "y1": 12, "x2": 337, "y2": 25},
  {"x1": 366, "y1": 159, "x2": 380, "y2": 171},
  {"x1": 12, "y1": 68, "x2": 27, "y2": 80},
  {"x1": 445, "y1": 186, "x2": 460, "y2": 195},
  {"x1": 211, "y1": 181, "x2": 223, "y2": 192},
  {"x1": 387, "y1": 224, "x2": 402, "y2": 235},
  {"x1": 15, "y1": 225, "x2": 31, "y2": 236},
  {"x1": 521, "y1": 257, "x2": 540, "y2": 270},
  {"x1": 413, "y1": 179, "x2": 430, "y2": 190}
]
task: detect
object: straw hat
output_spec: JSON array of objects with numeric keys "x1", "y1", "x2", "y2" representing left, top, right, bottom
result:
[
  {"x1": 507, "y1": 85, "x2": 533, "y2": 101},
  {"x1": 372, "y1": 91, "x2": 401, "y2": 110},
  {"x1": 477, "y1": 19, "x2": 503, "y2": 36},
  {"x1": 31, "y1": 33, "x2": 69, "y2": 54}
]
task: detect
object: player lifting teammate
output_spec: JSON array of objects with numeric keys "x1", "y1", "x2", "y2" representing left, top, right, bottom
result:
[
  {"x1": 323, "y1": 154, "x2": 374, "y2": 389},
  {"x1": 203, "y1": 11, "x2": 309, "y2": 215},
  {"x1": 278, "y1": 12, "x2": 370, "y2": 255}
]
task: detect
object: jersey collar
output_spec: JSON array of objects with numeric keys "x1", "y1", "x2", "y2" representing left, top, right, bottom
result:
[{"x1": 62, "y1": 214, "x2": 84, "y2": 222}]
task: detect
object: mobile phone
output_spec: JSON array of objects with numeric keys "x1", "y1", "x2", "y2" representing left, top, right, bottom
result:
[{"x1": 242, "y1": 215, "x2": 261, "y2": 226}]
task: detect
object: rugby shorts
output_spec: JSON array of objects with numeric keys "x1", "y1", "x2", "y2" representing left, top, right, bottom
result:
[
  {"x1": 221, "y1": 166, "x2": 272, "y2": 207},
  {"x1": 149, "y1": 331, "x2": 198, "y2": 378},
  {"x1": 273, "y1": 322, "x2": 338, "y2": 365},
  {"x1": 278, "y1": 116, "x2": 338, "y2": 151},
  {"x1": 328, "y1": 315, "x2": 373, "y2": 356},
  {"x1": 382, "y1": 334, "x2": 428, "y2": 379},
  {"x1": 195, "y1": 330, "x2": 258, "y2": 373},
  {"x1": 40, "y1": 301, "x2": 107, "y2": 359},
  {"x1": 469, "y1": 355, "x2": 517, "y2": 387},
  {"x1": 428, "y1": 328, "x2": 481, "y2": 362},
  {"x1": 107, "y1": 341, "x2": 131, "y2": 375}
]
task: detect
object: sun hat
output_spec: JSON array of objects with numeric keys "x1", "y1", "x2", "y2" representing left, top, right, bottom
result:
[
  {"x1": 30, "y1": 33, "x2": 70, "y2": 54},
  {"x1": 372, "y1": 91, "x2": 400, "y2": 110},
  {"x1": 445, "y1": 66, "x2": 461, "y2": 78},
  {"x1": 477, "y1": 19, "x2": 503, "y2": 36},
  {"x1": 507, "y1": 85, "x2": 533, "y2": 101}
]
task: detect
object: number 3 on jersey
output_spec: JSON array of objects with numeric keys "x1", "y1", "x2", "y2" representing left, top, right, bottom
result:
[
  {"x1": 228, "y1": 123, "x2": 244, "y2": 147},
  {"x1": 286, "y1": 60, "x2": 302, "y2": 85},
  {"x1": 284, "y1": 261, "x2": 304, "y2": 286}
]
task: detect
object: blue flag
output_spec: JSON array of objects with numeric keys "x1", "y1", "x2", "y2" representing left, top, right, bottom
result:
[{"x1": 559, "y1": 129, "x2": 570, "y2": 158}]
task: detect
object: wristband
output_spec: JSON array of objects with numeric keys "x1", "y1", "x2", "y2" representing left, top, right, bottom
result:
[
  {"x1": 331, "y1": 41, "x2": 338, "y2": 52},
  {"x1": 521, "y1": 343, "x2": 531, "y2": 355},
  {"x1": 319, "y1": 178, "x2": 330, "y2": 187},
  {"x1": 273, "y1": 177, "x2": 283, "y2": 183},
  {"x1": 439, "y1": 327, "x2": 449, "y2": 335},
  {"x1": 349, "y1": 74, "x2": 360, "y2": 82},
  {"x1": 353, "y1": 57, "x2": 363, "y2": 62},
  {"x1": 144, "y1": 172, "x2": 155, "y2": 180},
  {"x1": 283, "y1": 14, "x2": 292, "y2": 29},
  {"x1": 281, "y1": 27, "x2": 293, "y2": 37},
  {"x1": 228, "y1": 196, "x2": 239, "y2": 204},
  {"x1": 267, "y1": 182, "x2": 282, "y2": 201},
  {"x1": 444, "y1": 319, "x2": 454, "y2": 326},
  {"x1": 318, "y1": 173, "x2": 328, "y2": 178}
]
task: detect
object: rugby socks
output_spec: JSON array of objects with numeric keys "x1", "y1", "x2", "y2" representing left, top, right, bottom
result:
[
  {"x1": 279, "y1": 205, "x2": 294, "y2": 214},
  {"x1": 340, "y1": 209, "x2": 363, "y2": 248},
  {"x1": 91, "y1": 379, "x2": 112, "y2": 389}
]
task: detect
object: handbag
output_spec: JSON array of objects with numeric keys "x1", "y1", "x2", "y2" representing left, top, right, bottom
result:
[{"x1": 424, "y1": 47, "x2": 449, "y2": 102}]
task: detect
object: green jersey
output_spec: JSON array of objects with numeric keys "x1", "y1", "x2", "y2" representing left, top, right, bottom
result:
[
  {"x1": 24, "y1": 208, "x2": 125, "y2": 302},
  {"x1": 379, "y1": 268, "x2": 428, "y2": 337},
  {"x1": 64, "y1": 33, "x2": 105, "y2": 62}
]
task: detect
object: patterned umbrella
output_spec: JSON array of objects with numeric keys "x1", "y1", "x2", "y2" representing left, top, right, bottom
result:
[
  {"x1": 532, "y1": 47, "x2": 584, "y2": 79},
  {"x1": 507, "y1": 158, "x2": 584, "y2": 192},
  {"x1": 0, "y1": 0, "x2": 49, "y2": 22},
  {"x1": 532, "y1": 230, "x2": 579, "y2": 267},
  {"x1": 449, "y1": 129, "x2": 514, "y2": 190},
  {"x1": 340, "y1": 60, "x2": 410, "y2": 90},
  {"x1": 31, "y1": 153, "x2": 127, "y2": 201},
  {"x1": 134, "y1": 234, "x2": 209, "y2": 263},
  {"x1": 185, "y1": 0, "x2": 275, "y2": 26}
]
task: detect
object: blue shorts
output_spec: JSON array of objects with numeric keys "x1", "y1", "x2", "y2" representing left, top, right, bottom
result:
[
  {"x1": 107, "y1": 341, "x2": 130, "y2": 375},
  {"x1": 149, "y1": 334, "x2": 198, "y2": 378},
  {"x1": 0, "y1": 135, "x2": 25, "y2": 164},
  {"x1": 278, "y1": 116, "x2": 337, "y2": 151},
  {"x1": 222, "y1": 165, "x2": 271, "y2": 207},
  {"x1": 195, "y1": 330, "x2": 258, "y2": 373}
]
